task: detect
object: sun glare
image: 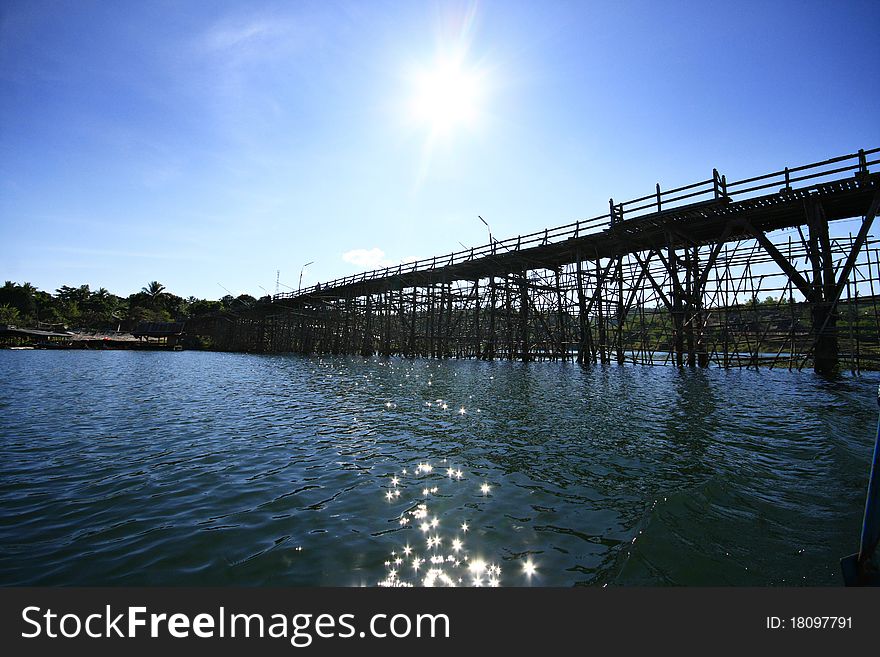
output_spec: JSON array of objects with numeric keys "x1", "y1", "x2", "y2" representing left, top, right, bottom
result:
[{"x1": 409, "y1": 53, "x2": 485, "y2": 136}]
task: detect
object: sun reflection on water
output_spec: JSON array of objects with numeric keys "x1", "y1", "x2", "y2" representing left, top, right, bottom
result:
[{"x1": 377, "y1": 461, "x2": 535, "y2": 587}]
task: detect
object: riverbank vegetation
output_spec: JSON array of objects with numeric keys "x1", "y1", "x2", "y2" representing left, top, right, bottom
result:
[{"x1": 0, "y1": 281, "x2": 266, "y2": 332}]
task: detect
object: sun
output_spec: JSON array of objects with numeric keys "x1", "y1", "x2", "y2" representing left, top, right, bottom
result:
[{"x1": 409, "y1": 52, "x2": 485, "y2": 136}]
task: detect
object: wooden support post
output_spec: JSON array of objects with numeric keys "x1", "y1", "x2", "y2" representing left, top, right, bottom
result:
[
  {"x1": 520, "y1": 271, "x2": 530, "y2": 361},
  {"x1": 428, "y1": 284, "x2": 436, "y2": 358},
  {"x1": 576, "y1": 255, "x2": 589, "y2": 365},
  {"x1": 685, "y1": 247, "x2": 695, "y2": 367},
  {"x1": 723, "y1": 244, "x2": 730, "y2": 369},
  {"x1": 809, "y1": 200, "x2": 838, "y2": 374},
  {"x1": 847, "y1": 276, "x2": 856, "y2": 375},
  {"x1": 596, "y1": 259, "x2": 607, "y2": 363},
  {"x1": 669, "y1": 240, "x2": 684, "y2": 367},
  {"x1": 445, "y1": 283, "x2": 453, "y2": 358},
  {"x1": 802, "y1": 192, "x2": 880, "y2": 373},
  {"x1": 383, "y1": 292, "x2": 393, "y2": 356},
  {"x1": 505, "y1": 276, "x2": 513, "y2": 360},
  {"x1": 361, "y1": 295, "x2": 374, "y2": 357},
  {"x1": 616, "y1": 254, "x2": 625, "y2": 364},
  {"x1": 789, "y1": 240, "x2": 796, "y2": 371},
  {"x1": 380, "y1": 289, "x2": 396, "y2": 358},
  {"x1": 473, "y1": 279, "x2": 481, "y2": 359},
  {"x1": 555, "y1": 268, "x2": 567, "y2": 361},
  {"x1": 342, "y1": 295, "x2": 352, "y2": 354},
  {"x1": 694, "y1": 247, "x2": 709, "y2": 368},
  {"x1": 484, "y1": 277, "x2": 497, "y2": 360},
  {"x1": 437, "y1": 284, "x2": 445, "y2": 358},
  {"x1": 409, "y1": 287, "x2": 417, "y2": 358}
]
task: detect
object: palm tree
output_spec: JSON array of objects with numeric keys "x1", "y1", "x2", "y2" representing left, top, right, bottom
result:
[
  {"x1": 141, "y1": 281, "x2": 166, "y2": 299},
  {"x1": 140, "y1": 281, "x2": 166, "y2": 313}
]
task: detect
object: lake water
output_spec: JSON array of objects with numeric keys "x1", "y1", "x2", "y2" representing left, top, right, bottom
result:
[{"x1": 0, "y1": 350, "x2": 875, "y2": 586}]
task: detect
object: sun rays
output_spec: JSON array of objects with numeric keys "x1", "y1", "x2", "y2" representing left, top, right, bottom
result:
[{"x1": 401, "y1": 3, "x2": 492, "y2": 189}]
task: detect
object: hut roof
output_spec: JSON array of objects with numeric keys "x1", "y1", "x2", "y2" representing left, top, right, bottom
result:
[
  {"x1": 132, "y1": 321, "x2": 185, "y2": 337},
  {"x1": 0, "y1": 326, "x2": 72, "y2": 338}
]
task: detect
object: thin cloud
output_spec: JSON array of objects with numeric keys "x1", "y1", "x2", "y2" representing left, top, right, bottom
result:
[
  {"x1": 189, "y1": 12, "x2": 317, "y2": 134},
  {"x1": 203, "y1": 21, "x2": 274, "y2": 51},
  {"x1": 342, "y1": 248, "x2": 393, "y2": 268},
  {"x1": 197, "y1": 17, "x2": 289, "y2": 54},
  {"x1": 193, "y1": 12, "x2": 316, "y2": 62}
]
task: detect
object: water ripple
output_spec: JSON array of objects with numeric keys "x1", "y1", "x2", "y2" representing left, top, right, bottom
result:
[{"x1": 0, "y1": 351, "x2": 876, "y2": 586}]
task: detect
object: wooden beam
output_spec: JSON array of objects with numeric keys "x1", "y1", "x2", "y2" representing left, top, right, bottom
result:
[
  {"x1": 831, "y1": 191, "x2": 880, "y2": 304},
  {"x1": 632, "y1": 250, "x2": 671, "y2": 310},
  {"x1": 694, "y1": 222, "x2": 732, "y2": 295},
  {"x1": 655, "y1": 249, "x2": 686, "y2": 301},
  {"x1": 743, "y1": 219, "x2": 814, "y2": 300}
]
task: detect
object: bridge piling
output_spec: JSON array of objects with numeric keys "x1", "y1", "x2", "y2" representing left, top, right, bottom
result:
[
  {"x1": 472, "y1": 280, "x2": 481, "y2": 359},
  {"x1": 809, "y1": 200, "x2": 840, "y2": 374},
  {"x1": 484, "y1": 276, "x2": 497, "y2": 360},
  {"x1": 575, "y1": 256, "x2": 589, "y2": 364},
  {"x1": 192, "y1": 149, "x2": 880, "y2": 372},
  {"x1": 616, "y1": 254, "x2": 624, "y2": 365},
  {"x1": 519, "y1": 272, "x2": 530, "y2": 362},
  {"x1": 595, "y1": 259, "x2": 608, "y2": 364}
]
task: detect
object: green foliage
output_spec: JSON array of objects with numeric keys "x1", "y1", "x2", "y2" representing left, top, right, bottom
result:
[
  {"x1": 0, "y1": 304, "x2": 21, "y2": 325},
  {"x1": 141, "y1": 281, "x2": 166, "y2": 298},
  {"x1": 188, "y1": 299, "x2": 222, "y2": 316},
  {"x1": 0, "y1": 281, "x2": 233, "y2": 332},
  {"x1": 0, "y1": 281, "x2": 36, "y2": 318}
]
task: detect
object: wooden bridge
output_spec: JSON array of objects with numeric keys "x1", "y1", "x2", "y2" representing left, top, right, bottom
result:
[{"x1": 192, "y1": 147, "x2": 880, "y2": 374}]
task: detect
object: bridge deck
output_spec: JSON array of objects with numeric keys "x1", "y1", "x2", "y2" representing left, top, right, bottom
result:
[
  {"x1": 293, "y1": 174, "x2": 878, "y2": 301},
  {"x1": 199, "y1": 147, "x2": 880, "y2": 373},
  {"x1": 274, "y1": 148, "x2": 879, "y2": 302}
]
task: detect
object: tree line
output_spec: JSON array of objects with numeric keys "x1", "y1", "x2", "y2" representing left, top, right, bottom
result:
[{"x1": 0, "y1": 281, "x2": 266, "y2": 332}]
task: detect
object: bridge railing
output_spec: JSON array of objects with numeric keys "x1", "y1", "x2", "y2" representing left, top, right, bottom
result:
[
  {"x1": 725, "y1": 148, "x2": 879, "y2": 199},
  {"x1": 274, "y1": 147, "x2": 879, "y2": 302}
]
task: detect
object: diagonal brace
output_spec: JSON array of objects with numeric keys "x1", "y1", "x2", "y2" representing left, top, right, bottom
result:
[{"x1": 744, "y1": 220, "x2": 814, "y2": 300}]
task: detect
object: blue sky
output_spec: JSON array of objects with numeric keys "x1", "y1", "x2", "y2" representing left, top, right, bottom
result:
[{"x1": 1, "y1": 0, "x2": 878, "y2": 299}]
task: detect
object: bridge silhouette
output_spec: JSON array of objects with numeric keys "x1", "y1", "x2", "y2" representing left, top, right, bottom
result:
[{"x1": 193, "y1": 147, "x2": 880, "y2": 374}]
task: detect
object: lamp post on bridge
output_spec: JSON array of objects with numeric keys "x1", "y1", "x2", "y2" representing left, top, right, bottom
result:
[
  {"x1": 298, "y1": 261, "x2": 314, "y2": 294},
  {"x1": 478, "y1": 215, "x2": 493, "y2": 244}
]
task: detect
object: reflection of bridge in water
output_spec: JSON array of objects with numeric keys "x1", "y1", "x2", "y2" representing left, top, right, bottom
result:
[{"x1": 193, "y1": 148, "x2": 880, "y2": 374}]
